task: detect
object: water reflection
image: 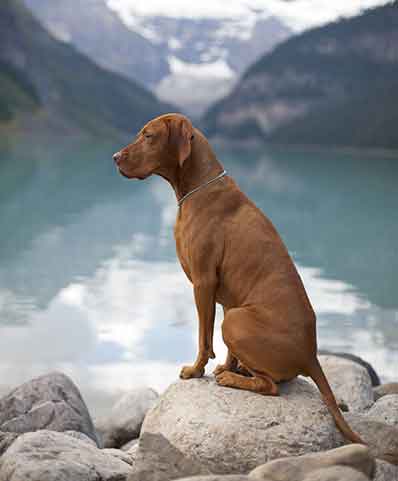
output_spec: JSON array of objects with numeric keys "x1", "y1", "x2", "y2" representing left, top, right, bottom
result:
[{"x1": 0, "y1": 141, "x2": 396, "y2": 416}]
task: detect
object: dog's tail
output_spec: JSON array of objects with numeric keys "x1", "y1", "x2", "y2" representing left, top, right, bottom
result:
[{"x1": 308, "y1": 358, "x2": 365, "y2": 445}]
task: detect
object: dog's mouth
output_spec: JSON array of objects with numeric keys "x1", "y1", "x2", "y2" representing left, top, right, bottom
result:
[
  {"x1": 117, "y1": 167, "x2": 146, "y2": 180},
  {"x1": 118, "y1": 167, "x2": 131, "y2": 179}
]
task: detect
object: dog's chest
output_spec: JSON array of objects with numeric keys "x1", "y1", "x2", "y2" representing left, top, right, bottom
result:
[{"x1": 174, "y1": 218, "x2": 192, "y2": 283}]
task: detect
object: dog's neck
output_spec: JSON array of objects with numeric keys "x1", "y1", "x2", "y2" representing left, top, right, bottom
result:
[{"x1": 158, "y1": 130, "x2": 224, "y2": 203}]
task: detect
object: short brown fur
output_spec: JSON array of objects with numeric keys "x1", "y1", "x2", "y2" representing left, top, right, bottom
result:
[{"x1": 114, "y1": 113, "x2": 365, "y2": 446}]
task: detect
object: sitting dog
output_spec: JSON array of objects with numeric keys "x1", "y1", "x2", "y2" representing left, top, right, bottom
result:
[{"x1": 113, "y1": 113, "x2": 363, "y2": 445}]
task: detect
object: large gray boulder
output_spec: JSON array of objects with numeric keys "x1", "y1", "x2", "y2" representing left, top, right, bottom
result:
[
  {"x1": 249, "y1": 444, "x2": 374, "y2": 481},
  {"x1": 346, "y1": 414, "x2": 398, "y2": 465},
  {"x1": 142, "y1": 376, "x2": 345, "y2": 474},
  {"x1": 0, "y1": 430, "x2": 132, "y2": 481},
  {"x1": 127, "y1": 432, "x2": 211, "y2": 481},
  {"x1": 317, "y1": 355, "x2": 374, "y2": 412},
  {"x1": 0, "y1": 429, "x2": 95, "y2": 458},
  {"x1": 365, "y1": 395, "x2": 398, "y2": 427},
  {"x1": 301, "y1": 466, "x2": 370, "y2": 481},
  {"x1": 318, "y1": 351, "x2": 380, "y2": 387},
  {"x1": 97, "y1": 387, "x2": 158, "y2": 448},
  {"x1": 0, "y1": 372, "x2": 98, "y2": 444}
]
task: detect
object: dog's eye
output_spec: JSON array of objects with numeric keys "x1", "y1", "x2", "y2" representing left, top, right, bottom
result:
[{"x1": 144, "y1": 133, "x2": 153, "y2": 139}]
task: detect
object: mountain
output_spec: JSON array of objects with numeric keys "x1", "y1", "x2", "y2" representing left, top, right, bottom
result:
[
  {"x1": 24, "y1": 0, "x2": 291, "y2": 116},
  {"x1": 0, "y1": 61, "x2": 40, "y2": 124},
  {"x1": 23, "y1": 0, "x2": 170, "y2": 89},
  {"x1": 202, "y1": 2, "x2": 398, "y2": 149},
  {"x1": 0, "y1": 0, "x2": 172, "y2": 139}
]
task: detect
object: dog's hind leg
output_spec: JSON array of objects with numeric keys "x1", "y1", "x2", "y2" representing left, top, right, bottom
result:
[
  {"x1": 214, "y1": 306, "x2": 252, "y2": 377},
  {"x1": 215, "y1": 369, "x2": 279, "y2": 395},
  {"x1": 219, "y1": 306, "x2": 302, "y2": 390},
  {"x1": 213, "y1": 306, "x2": 239, "y2": 376},
  {"x1": 213, "y1": 349, "x2": 238, "y2": 376}
]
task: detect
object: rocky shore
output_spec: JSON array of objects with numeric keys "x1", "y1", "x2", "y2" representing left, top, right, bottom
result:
[{"x1": 0, "y1": 354, "x2": 397, "y2": 481}]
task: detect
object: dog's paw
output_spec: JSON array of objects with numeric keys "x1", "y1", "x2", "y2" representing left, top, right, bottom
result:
[
  {"x1": 215, "y1": 371, "x2": 236, "y2": 387},
  {"x1": 179, "y1": 365, "x2": 204, "y2": 379},
  {"x1": 213, "y1": 364, "x2": 228, "y2": 376}
]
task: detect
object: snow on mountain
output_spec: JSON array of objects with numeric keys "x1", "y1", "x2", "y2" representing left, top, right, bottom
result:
[
  {"x1": 168, "y1": 57, "x2": 235, "y2": 79},
  {"x1": 156, "y1": 56, "x2": 236, "y2": 116},
  {"x1": 103, "y1": 4, "x2": 292, "y2": 115},
  {"x1": 24, "y1": 0, "x2": 292, "y2": 116},
  {"x1": 106, "y1": 0, "x2": 389, "y2": 31},
  {"x1": 106, "y1": 0, "x2": 272, "y2": 22}
]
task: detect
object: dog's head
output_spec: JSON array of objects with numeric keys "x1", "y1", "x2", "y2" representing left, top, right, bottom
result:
[{"x1": 113, "y1": 113, "x2": 194, "y2": 180}]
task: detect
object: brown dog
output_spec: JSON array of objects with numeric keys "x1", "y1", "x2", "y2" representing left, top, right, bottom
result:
[{"x1": 113, "y1": 113, "x2": 363, "y2": 445}]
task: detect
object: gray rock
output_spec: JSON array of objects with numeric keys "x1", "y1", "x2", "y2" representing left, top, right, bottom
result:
[
  {"x1": 0, "y1": 372, "x2": 98, "y2": 444},
  {"x1": 97, "y1": 387, "x2": 158, "y2": 448},
  {"x1": 249, "y1": 444, "x2": 374, "y2": 481},
  {"x1": 102, "y1": 448, "x2": 135, "y2": 466},
  {"x1": 127, "y1": 432, "x2": 211, "y2": 481},
  {"x1": 0, "y1": 431, "x2": 19, "y2": 456},
  {"x1": 346, "y1": 414, "x2": 398, "y2": 465},
  {"x1": 374, "y1": 460, "x2": 398, "y2": 481},
  {"x1": 374, "y1": 383, "x2": 398, "y2": 401},
  {"x1": 318, "y1": 355, "x2": 374, "y2": 412},
  {"x1": 126, "y1": 442, "x2": 140, "y2": 459},
  {"x1": 303, "y1": 466, "x2": 370, "y2": 481},
  {"x1": 365, "y1": 394, "x2": 398, "y2": 427},
  {"x1": 175, "y1": 477, "x2": 250, "y2": 481},
  {"x1": 64, "y1": 430, "x2": 97, "y2": 446},
  {"x1": 318, "y1": 351, "x2": 380, "y2": 387},
  {"x1": 142, "y1": 376, "x2": 344, "y2": 474},
  {"x1": 122, "y1": 438, "x2": 139, "y2": 451},
  {"x1": 0, "y1": 430, "x2": 132, "y2": 481}
]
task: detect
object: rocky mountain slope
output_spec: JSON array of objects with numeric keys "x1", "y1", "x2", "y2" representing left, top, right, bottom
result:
[
  {"x1": 0, "y1": 61, "x2": 40, "y2": 125},
  {"x1": 0, "y1": 0, "x2": 172, "y2": 139},
  {"x1": 203, "y1": 1, "x2": 398, "y2": 149},
  {"x1": 24, "y1": 0, "x2": 291, "y2": 116}
]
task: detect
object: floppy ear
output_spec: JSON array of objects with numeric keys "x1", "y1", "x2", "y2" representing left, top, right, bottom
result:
[{"x1": 168, "y1": 117, "x2": 194, "y2": 167}]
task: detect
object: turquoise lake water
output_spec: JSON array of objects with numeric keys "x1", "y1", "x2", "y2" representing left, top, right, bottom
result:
[{"x1": 0, "y1": 140, "x2": 397, "y2": 416}]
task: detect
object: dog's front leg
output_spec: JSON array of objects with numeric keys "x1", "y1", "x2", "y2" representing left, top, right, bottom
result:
[{"x1": 180, "y1": 278, "x2": 216, "y2": 379}]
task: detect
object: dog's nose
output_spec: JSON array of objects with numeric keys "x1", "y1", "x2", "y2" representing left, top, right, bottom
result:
[{"x1": 113, "y1": 152, "x2": 121, "y2": 164}]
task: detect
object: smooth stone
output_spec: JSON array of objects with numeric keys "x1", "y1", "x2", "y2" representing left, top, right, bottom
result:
[
  {"x1": 142, "y1": 376, "x2": 344, "y2": 474},
  {"x1": 127, "y1": 432, "x2": 211, "y2": 481},
  {"x1": 373, "y1": 383, "x2": 398, "y2": 401},
  {"x1": 303, "y1": 466, "x2": 370, "y2": 481},
  {"x1": 0, "y1": 430, "x2": 132, "y2": 481},
  {"x1": 318, "y1": 351, "x2": 380, "y2": 387},
  {"x1": 346, "y1": 414, "x2": 398, "y2": 465},
  {"x1": 365, "y1": 394, "x2": 398, "y2": 427},
  {"x1": 318, "y1": 355, "x2": 374, "y2": 412},
  {"x1": 0, "y1": 372, "x2": 98, "y2": 444},
  {"x1": 249, "y1": 444, "x2": 374, "y2": 481},
  {"x1": 374, "y1": 460, "x2": 398, "y2": 481},
  {"x1": 96, "y1": 387, "x2": 158, "y2": 448}
]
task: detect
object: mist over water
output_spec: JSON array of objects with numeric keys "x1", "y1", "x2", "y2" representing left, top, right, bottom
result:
[{"x1": 0, "y1": 141, "x2": 397, "y2": 416}]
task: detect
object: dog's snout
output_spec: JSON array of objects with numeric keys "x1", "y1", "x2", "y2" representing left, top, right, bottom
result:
[{"x1": 113, "y1": 152, "x2": 122, "y2": 164}]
